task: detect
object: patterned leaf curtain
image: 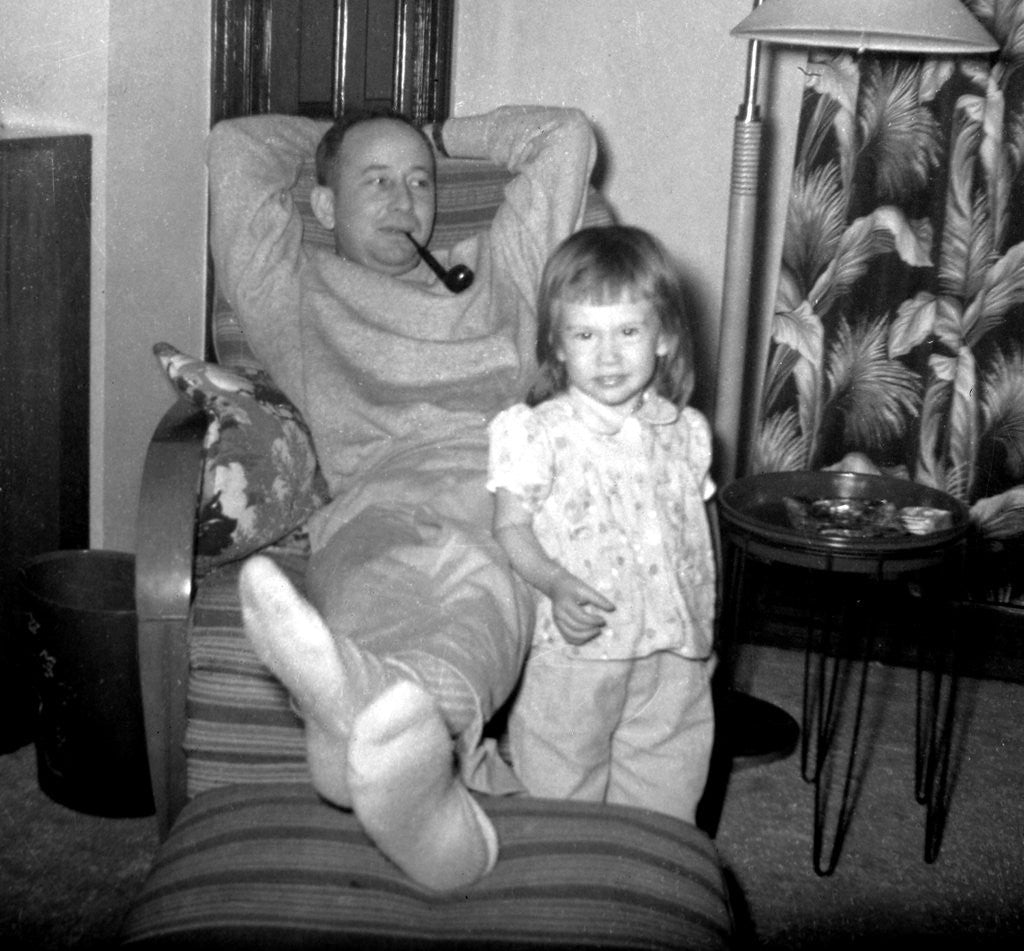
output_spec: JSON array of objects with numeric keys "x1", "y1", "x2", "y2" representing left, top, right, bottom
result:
[{"x1": 752, "y1": 0, "x2": 1024, "y2": 608}]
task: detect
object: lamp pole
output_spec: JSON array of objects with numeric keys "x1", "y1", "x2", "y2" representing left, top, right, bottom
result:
[{"x1": 713, "y1": 0, "x2": 765, "y2": 487}]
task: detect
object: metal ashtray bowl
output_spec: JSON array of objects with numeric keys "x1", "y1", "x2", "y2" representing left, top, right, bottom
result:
[{"x1": 783, "y1": 496, "x2": 904, "y2": 538}]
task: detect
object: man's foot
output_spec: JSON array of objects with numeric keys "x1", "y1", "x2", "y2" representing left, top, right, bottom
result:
[
  {"x1": 348, "y1": 681, "x2": 499, "y2": 892},
  {"x1": 239, "y1": 555, "x2": 392, "y2": 807}
]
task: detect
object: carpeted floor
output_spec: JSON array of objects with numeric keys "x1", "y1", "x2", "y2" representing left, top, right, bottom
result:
[
  {"x1": 1, "y1": 644, "x2": 1022, "y2": 949},
  {"x1": 0, "y1": 744, "x2": 156, "y2": 950},
  {"x1": 715, "y1": 646, "x2": 1024, "y2": 949}
]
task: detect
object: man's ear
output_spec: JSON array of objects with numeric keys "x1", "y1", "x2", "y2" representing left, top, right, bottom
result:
[{"x1": 310, "y1": 185, "x2": 336, "y2": 231}]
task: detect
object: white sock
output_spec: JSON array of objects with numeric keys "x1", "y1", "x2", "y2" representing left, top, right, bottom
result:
[
  {"x1": 347, "y1": 680, "x2": 499, "y2": 892},
  {"x1": 239, "y1": 555, "x2": 393, "y2": 807}
]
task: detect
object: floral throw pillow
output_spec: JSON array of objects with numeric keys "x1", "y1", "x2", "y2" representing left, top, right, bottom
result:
[{"x1": 153, "y1": 343, "x2": 327, "y2": 572}]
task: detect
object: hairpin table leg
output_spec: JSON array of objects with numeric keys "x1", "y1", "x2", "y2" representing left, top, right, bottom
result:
[
  {"x1": 915, "y1": 592, "x2": 962, "y2": 863},
  {"x1": 805, "y1": 564, "x2": 877, "y2": 877}
]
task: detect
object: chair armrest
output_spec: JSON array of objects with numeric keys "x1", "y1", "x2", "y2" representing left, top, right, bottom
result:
[{"x1": 135, "y1": 397, "x2": 208, "y2": 838}]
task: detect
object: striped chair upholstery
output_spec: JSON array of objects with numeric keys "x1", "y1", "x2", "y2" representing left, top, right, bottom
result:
[
  {"x1": 182, "y1": 553, "x2": 310, "y2": 797},
  {"x1": 121, "y1": 785, "x2": 733, "y2": 949},
  {"x1": 122, "y1": 142, "x2": 735, "y2": 948}
]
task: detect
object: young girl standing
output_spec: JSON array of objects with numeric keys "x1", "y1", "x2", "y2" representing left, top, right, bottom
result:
[{"x1": 487, "y1": 225, "x2": 717, "y2": 824}]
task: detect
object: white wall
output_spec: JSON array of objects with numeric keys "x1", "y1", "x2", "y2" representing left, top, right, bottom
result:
[
  {"x1": 0, "y1": 0, "x2": 209, "y2": 551},
  {"x1": 102, "y1": 2, "x2": 210, "y2": 549},
  {"x1": 452, "y1": 0, "x2": 804, "y2": 415}
]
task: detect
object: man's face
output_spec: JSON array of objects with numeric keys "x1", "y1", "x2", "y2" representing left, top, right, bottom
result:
[{"x1": 313, "y1": 119, "x2": 436, "y2": 275}]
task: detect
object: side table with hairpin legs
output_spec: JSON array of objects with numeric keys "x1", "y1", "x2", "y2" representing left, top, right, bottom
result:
[{"x1": 718, "y1": 470, "x2": 969, "y2": 876}]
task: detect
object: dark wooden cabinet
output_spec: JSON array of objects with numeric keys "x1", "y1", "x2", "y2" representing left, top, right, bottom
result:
[{"x1": 0, "y1": 132, "x2": 91, "y2": 637}]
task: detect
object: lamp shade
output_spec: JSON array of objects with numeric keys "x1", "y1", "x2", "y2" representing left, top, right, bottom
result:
[{"x1": 732, "y1": 0, "x2": 998, "y2": 54}]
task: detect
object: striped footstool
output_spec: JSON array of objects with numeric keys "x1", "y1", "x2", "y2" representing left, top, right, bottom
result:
[
  {"x1": 120, "y1": 783, "x2": 734, "y2": 949},
  {"x1": 123, "y1": 553, "x2": 733, "y2": 948}
]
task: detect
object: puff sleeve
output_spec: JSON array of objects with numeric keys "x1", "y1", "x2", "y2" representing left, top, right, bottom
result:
[{"x1": 486, "y1": 403, "x2": 554, "y2": 513}]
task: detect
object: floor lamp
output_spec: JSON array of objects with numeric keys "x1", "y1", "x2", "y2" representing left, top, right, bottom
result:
[
  {"x1": 713, "y1": 0, "x2": 999, "y2": 487},
  {"x1": 708, "y1": 0, "x2": 998, "y2": 783}
]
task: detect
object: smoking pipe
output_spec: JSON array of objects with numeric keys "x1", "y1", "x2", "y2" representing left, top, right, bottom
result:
[{"x1": 405, "y1": 233, "x2": 474, "y2": 293}]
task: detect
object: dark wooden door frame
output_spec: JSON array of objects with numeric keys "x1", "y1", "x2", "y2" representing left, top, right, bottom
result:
[{"x1": 210, "y1": 0, "x2": 454, "y2": 124}]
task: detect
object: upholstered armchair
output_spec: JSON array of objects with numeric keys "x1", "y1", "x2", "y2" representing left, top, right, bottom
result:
[{"x1": 119, "y1": 131, "x2": 735, "y2": 949}]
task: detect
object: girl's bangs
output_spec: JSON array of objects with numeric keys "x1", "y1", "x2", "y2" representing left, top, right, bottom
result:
[{"x1": 560, "y1": 269, "x2": 656, "y2": 309}]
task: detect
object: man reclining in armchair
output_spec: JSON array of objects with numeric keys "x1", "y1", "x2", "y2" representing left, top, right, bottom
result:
[{"x1": 207, "y1": 105, "x2": 598, "y2": 892}]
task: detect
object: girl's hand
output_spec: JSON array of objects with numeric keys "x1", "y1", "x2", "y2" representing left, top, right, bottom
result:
[{"x1": 550, "y1": 575, "x2": 616, "y2": 646}]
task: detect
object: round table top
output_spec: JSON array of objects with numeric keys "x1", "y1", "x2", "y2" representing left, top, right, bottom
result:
[{"x1": 719, "y1": 470, "x2": 969, "y2": 562}]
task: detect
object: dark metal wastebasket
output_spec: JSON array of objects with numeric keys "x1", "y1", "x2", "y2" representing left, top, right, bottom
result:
[{"x1": 19, "y1": 550, "x2": 154, "y2": 817}]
